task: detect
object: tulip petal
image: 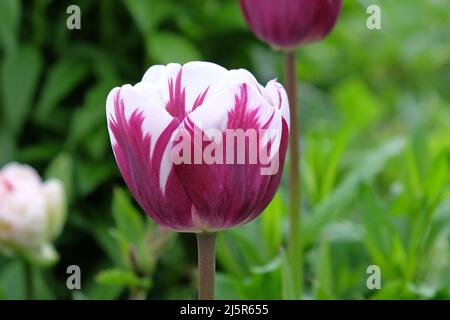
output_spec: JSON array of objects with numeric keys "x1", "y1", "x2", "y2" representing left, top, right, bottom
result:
[
  {"x1": 187, "y1": 80, "x2": 276, "y2": 135},
  {"x1": 240, "y1": 0, "x2": 342, "y2": 48},
  {"x1": 143, "y1": 62, "x2": 230, "y2": 119},
  {"x1": 173, "y1": 83, "x2": 288, "y2": 230},
  {"x1": 1, "y1": 163, "x2": 42, "y2": 191},
  {"x1": 177, "y1": 62, "x2": 229, "y2": 112},
  {"x1": 305, "y1": 0, "x2": 343, "y2": 44},
  {"x1": 142, "y1": 63, "x2": 181, "y2": 86},
  {"x1": 107, "y1": 85, "x2": 194, "y2": 230},
  {"x1": 264, "y1": 79, "x2": 290, "y2": 128},
  {"x1": 43, "y1": 179, "x2": 66, "y2": 240}
]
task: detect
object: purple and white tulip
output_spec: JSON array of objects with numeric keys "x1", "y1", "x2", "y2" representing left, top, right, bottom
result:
[
  {"x1": 106, "y1": 62, "x2": 289, "y2": 232},
  {"x1": 239, "y1": 0, "x2": 343, "y2": 50}
]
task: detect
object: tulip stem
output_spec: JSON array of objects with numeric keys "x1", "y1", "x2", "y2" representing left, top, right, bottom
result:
[
  {"x1": 24, "y1": 260, "x2": 34, "y2": 300},
  {"x1": 196, "y1": 232, "x2": 216, "y2": 300},
  {"x1": 285, "y1": 50, "x2": 302, "y2": 298}
]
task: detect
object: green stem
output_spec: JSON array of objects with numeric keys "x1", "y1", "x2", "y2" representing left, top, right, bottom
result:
[
  {"x1": 196, "y1": 232, "x2": 216, "y2": 300},
  {"x1": 128, "y1": 246, "x2": 147, "y2": 300},
  {"x1": 24, "y1": 261, "x2": 34, "y2": 300},
  {"x1": 285, "y1": 50, "x2": 302, "y2": 298}
]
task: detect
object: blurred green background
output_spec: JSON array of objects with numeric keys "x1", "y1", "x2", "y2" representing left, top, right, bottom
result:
[{"x1": 0, "y1": 0, "x2": 449, "y2": 299}]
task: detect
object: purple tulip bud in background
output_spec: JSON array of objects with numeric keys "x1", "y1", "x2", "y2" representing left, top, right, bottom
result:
[
  {"x1": 106, "y1": 62, "x2": 289, "y2": 233},
  {"x1": 239, "y1": 0, "x2": 343, "y2": 49}
]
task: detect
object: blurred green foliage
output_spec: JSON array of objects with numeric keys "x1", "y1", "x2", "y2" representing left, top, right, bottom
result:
[{"x1": 0, "y1": 0, "x2": 449, "y2": 299}]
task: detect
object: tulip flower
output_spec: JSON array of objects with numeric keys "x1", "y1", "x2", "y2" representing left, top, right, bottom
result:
[
  {"x1": 0, "y1": 163, "x2": 66, "y2": 262},
  {"x1": 239, "y1": 0, "x2": 343, "y2": 298},
  {"x1": 239, "y1": 0, "x2": 342, "y2": 50},
  {"x1": 0, "y1": 163, "x2": 66, "y2": 298},
  {"x1": 106, "y1": 61, "x2": 289, "y2": 299}
]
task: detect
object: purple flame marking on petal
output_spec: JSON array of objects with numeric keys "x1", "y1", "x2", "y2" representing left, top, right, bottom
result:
[
  {"x1": 166, "y1": 69, "x2": 211, "y2": 120},
  {"x1": 192, "y1": 86, "x2": 210, "y2": 112},
  {"x1": 166, "y1": 69, "x2": 187, "y2": 120},
  {"x1": 109, "y1": 90, "x2": 194, "y2": 231},
  {"x1": 227, "y1": 83, "x2": 261, "y2": 130}
]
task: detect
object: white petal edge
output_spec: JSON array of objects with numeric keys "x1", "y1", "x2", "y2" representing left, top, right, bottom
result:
[
  {"x1": 264, "y1": 80, "x2": 290, "y2": 129},
  {"x1": 106, "y1": 84, "x2": 179, "y2": 194},
  {"x1": 106, "y1": 84, "x2": 174, "y2": 149}
]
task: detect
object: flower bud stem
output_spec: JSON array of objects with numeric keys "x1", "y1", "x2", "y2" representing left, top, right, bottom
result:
[
  {"x1": 196, "y1": 232, "x2": 216, "y2": 300},
  {"x1": 285, "y1": 50, "x2": 302, "y2": 298}
]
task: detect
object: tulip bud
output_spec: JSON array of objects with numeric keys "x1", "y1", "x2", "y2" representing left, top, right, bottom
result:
[
  {"x1": 106, "y1": 62, "x2": 289, "y2": 232},
  {"x1": 0, "y1": 163, "x2": 66, "y2": 265},
  {"x1": 239, "y1": 0, "x2": 343, "y2": 50}
]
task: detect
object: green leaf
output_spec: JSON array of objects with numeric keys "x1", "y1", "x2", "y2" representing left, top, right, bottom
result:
[
  {"x1": 112, "y1": 187, "x2": 145, "y2": 245},
  {"x1": 77, "y1": 162, "x2": 115, "y2": 195},
  {"x1": 371, "y1": 281, "x2": 418, "y2": 300},
  {"x1": 405, "y1": 129, "x2": 429, "y2": 195},
  {"x1": 228, "y1": 228, "x2": 265, "y2": 267},
  {"x1": 314, "y1": 241, "x2": 334, "y2": 299},
  {"x1": 424, "y1": 199, "x2": 450, "y2": 257},
  {"x1": 1, "y1": 260, "x2": 25, "y2": 299},
  {"x1": 121, "y1": 0, "x2": 172, "y2": 34},
  {"x1": 215, "y1": 273, "x2": 241, "y2": 300},
  {"x1": 147, "y1": 32, "x2": 201, "y2": 64},
  {"x1": 98, "y1": 229, "x2": 123, "y2": 266},
  {"x1": 1, "y1": 45, "x2": 43, "y2": 135},
  {"x1": 332, "y1": 78, "x2": 382, "y2": 131},
  {"x1": 66, "y1": 82, "x2": 113, "y2": 149},
  {"x1": 250, "y1": 254, "x2": 283, "y2": 274},
  {"x1": 82, "y1": 283, "x2": 123, "y2": 300},
  {"x1": 96, "y1": 268, "x2": 150, "y2": 288},
  {"x1": 35, "y1": 59, "x2": 88, "y2": 121},
  {"x1": 281, "y1": 250, "x2": 296, "y2": 300},
  {"x1": 424, "y1": 152, "x2": 448, "y2": 205},
  {"x1": 83, "y1": 128, "x2": 109, "y2": 160},
  {"x1": 360, "y1": 187, "x2": 404, "y2": 275},
  {"x1": 320, "y1": 128, "x2": 351, "y2": 200},
  {"x1": 45, "y1": 153, "x2": 74, "y2": 203},
  {"x1": 109, "y1": 229, "x2": 131, "y2": 267},
  {"x1": 18, "y1": 142, "x2": 60, "y2": 163},
  {"x1": 261, "y1": 192, "x2": 284, "y2": 256},
  {"x1": 0, "y1": 0, "x2": 21, "y2": 53},
  {"x1": 0, "y1": 127, "x2": 15, "y2": 165},
  {"x1": 0, "y1": 260, "x2": 54, "y2": 299},
  {"x1": 216, "y1": 232, "x2": 246, "y2": 277},
  {"x1": 302, "y1": 138, "x2": 405, "y2": 248}
]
